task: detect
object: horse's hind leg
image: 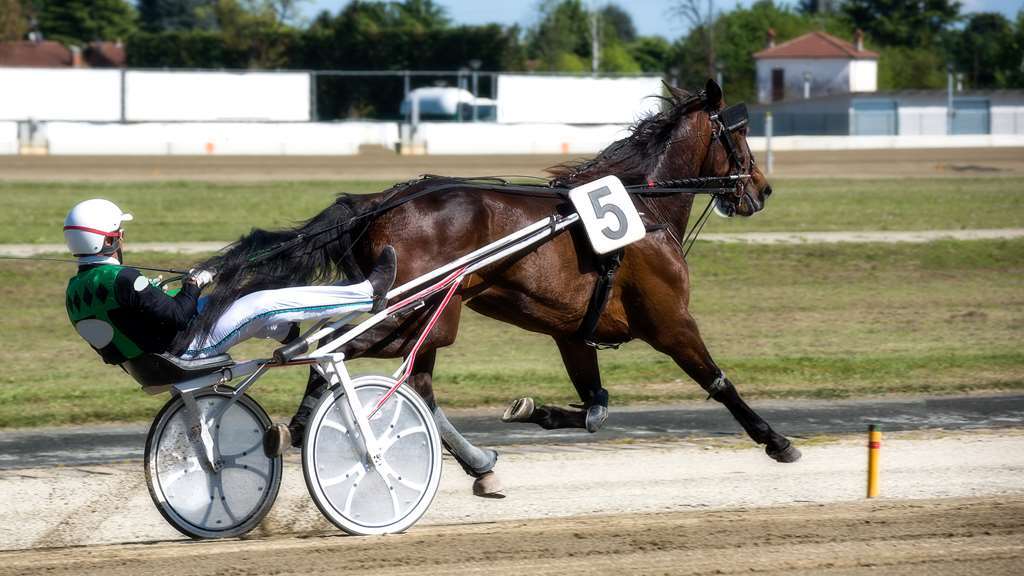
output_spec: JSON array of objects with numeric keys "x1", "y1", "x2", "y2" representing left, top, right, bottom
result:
[
  {"x1": 503, "y1": 337, "x2": 609, "y2": 432},
  {"x1": 410, "y1": 349, "x2": 503, "y2": 497},
  {"x1": 643, "y1": 311, "x2": 801, "y2": 463}
]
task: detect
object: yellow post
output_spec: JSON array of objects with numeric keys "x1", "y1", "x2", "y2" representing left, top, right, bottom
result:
[{"x1": 867, "y1": 424, "x2": 881, "y2": 498}]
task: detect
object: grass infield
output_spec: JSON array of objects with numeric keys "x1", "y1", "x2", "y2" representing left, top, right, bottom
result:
[
  {"x1": 0, "y1": 238, "x2": 1020, "y2": 428},
  {"x1": 1, "y1": 176, "x2": 1023, "y2": 244}
]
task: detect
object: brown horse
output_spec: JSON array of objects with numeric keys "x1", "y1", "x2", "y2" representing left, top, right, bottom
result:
[{"x1": 189, "y1": 79, "x2": 800, "y2": 492}]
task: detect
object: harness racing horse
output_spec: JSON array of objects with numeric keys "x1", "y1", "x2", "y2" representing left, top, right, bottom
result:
[{"x1": 185, "y1": 79, "x2": 801, "y2": 495}]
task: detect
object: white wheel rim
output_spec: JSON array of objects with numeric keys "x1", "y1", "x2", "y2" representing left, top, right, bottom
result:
[
  {"x1": 151, "y1": 395, "x2": 277, "y2": 535},
  {"x1": 306, "y1": 378, "x2": 441, "y2": 534}
]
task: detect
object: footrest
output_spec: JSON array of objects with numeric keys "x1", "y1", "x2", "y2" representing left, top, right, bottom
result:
[{"x1": 273, "y1": 338, "x2": 309, "y2": 364}]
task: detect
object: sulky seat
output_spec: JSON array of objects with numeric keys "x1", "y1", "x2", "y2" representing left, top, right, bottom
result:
[{"x1": 122, "y1": 353, "x2": 235, "y2": 388}]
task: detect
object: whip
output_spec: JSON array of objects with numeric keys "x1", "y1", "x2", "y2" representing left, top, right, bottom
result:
[{"x1": 0, "y1": 255, "x2": 189, "y2": 275}]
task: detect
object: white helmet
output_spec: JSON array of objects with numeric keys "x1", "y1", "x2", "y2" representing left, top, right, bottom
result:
[{"x1": 64, "y1": 199, "x2": 133, "y2": 265}]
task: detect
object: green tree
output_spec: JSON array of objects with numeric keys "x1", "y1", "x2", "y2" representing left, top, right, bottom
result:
[
  {"x1": 840, "y1": 0, "x2": 961, "y2": 47},
  {"x1": 138, "y1": 0, "x2": 216, "y2": 32},
  {"x1": 396, "y1": 0, "x2": 448, "y2": 30},
  {"x1": 629, "y1": 35, "x2": 672, "y2": 73},
  {"x1": 951, "y1": 12, "x2": 1017, "y2": 88},
  {"x1": 600, "y1": 42, "x2": 640, "y2": 72},
  {"x1": 526, "y1": 0, "x2": 640, "y2": 72},
  {"x1": 204, "y1": 0, "x2": 291, "y2": 67},
  {"x1": 36, "y1": 0, "x2": 137, "y2": 45},
  {"x1": 600, "y1": 3, "x2": 636, "y2": 43},
  {"x1": 876, "y1": 45, "x2": 946, "y2": 89},
  {"x1": 0, "y1": 0, "x2": 29, "y2": 41},
  {"x1": 1014, "y1": 11, "x2": 1024, "y2": 87},
  {"x1": 526, "y1": 0, "x2": 592, "y2": 70}
]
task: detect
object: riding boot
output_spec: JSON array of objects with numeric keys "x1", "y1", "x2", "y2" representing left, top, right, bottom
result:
[{"x1": 291, "y1": 384, "x2": 326, "y2": 445}]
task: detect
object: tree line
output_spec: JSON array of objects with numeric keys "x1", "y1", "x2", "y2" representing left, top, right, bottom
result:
[{"x1": 1, "y1": 0, "x2": 1021, "y2": 116}]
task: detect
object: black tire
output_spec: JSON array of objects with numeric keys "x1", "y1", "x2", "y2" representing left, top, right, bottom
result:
[{"x1": 144, "y1": 390, "x2": 282, "y2": 539}]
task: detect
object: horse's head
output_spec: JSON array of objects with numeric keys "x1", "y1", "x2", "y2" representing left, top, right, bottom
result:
[{"x1": 664, "y1": 79, "x2": 771, "y2": 218}]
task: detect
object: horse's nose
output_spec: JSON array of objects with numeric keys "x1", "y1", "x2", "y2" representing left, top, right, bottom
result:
[{"x1": 763, "y1": 185, "x2": 773, "y2": 198}]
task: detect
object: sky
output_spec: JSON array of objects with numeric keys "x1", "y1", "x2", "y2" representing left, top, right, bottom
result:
[{"x1": 303, "y1": 0, "x2": 1024, "y2": 41}]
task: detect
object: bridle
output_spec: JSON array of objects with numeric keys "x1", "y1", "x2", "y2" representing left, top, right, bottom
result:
[
  {"x1": 641, "y1": 97, "x2": 756, "y2": 256},
  {"x1": 705, "y1": 102, "x2": 754, "y2": 205}
]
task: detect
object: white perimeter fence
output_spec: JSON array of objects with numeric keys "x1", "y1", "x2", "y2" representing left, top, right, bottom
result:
[
  {"x1": 7, "y1": 120, "x2": 1024, "y2": 156},
  {"x1": 2, "y1": 68, "x2": 1023, "y2": 155}
]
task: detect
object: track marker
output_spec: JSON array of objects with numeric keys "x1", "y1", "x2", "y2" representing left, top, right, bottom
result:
[{"x1": 867, "y1": 424, "x2": 881, "y2": 498}]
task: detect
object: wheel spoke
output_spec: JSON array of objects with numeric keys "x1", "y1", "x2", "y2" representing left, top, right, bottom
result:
[
  {"x1": 320, "y1": 462, "x2": 363, "y2": 488},
  {"x1": 218, "y1": 475, "x2": 240, "y2": 524},
  {"x1": 379, "y1": 462, "x2": 426, "y2": 493},
  {"x1": 321, "y1": 419, "x2": 349, "y2": 435},
  {"x1": 218, "y1": 462, "x2": 272, "y2": 482},
  {"x1": 198, "y1": 474, "x2": 217, "y2": 527},
  {"x1": 373, "y1": 395, "x2": 403, "y2": 430},
  {"x1": 374, "y1": 467, "x2": 402, "y2": 522},
  {"x1": 341, "y1": 468, "x2": 366, "y2": 517},
  {"x1": 379, "y1": 425, "x2": 427, "y2": 453}
]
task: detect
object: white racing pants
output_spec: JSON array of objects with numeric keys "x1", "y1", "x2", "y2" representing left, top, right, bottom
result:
[{"x1": 182, "y1": 282, "x2": 375, "y2": 359}]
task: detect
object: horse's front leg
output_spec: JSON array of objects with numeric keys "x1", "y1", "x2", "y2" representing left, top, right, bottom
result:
[
  {"x1": 503, "y1": 336, "x2": 609, "y2": 432},
  {"x1": 642, "y1": 310, "x2": 801, "y2": 462}
]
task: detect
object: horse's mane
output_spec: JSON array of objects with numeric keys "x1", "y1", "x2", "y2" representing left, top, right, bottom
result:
[{"x1": 548, "y1": 86, "x2": 704, "y2": 187}]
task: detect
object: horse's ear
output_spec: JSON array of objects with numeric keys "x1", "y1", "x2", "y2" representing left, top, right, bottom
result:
[
  {"x1": 663, "y1": 81, "x2": 689, "y2": 103},
  {"x1": 704, "y1": 78, "x2": 723, "y2": 107}
]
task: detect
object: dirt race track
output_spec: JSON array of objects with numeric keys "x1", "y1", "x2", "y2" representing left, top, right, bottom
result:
[
  {"x1": 1, "y1": 496, "x2": 1021, "y2": 576},
  {"x1": 1, "y1": 431, "x2": 1022, "y2": 575},
  {"x1": 0, "y1": 146, "x2": 1022, "y2": 181}
]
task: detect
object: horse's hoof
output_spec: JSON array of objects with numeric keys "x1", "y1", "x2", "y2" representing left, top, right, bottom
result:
[
  {"x1": 473, "y1": 471, "x2": 505, "y2": 498},
  {"x1": 585, "y1": 405, "x2": 608, "y2": 433},
  {"x1": 502, "y1": 397, "x2": 535, "y2": 423},
  {"x1": 767, "y1": 442, "x2": 802, "y2": 463}
]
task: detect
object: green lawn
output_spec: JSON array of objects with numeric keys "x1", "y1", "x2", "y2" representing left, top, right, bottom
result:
[
  {"x1": 2, "y1": 176, "x2": 1023, "y2": 244},
  {"x1": 1, "y1": 239, "x2": 1021, "y2": 428}
]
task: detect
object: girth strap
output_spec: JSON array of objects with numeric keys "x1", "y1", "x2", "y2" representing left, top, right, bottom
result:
[{"x1": 578, "y1": 250, "x2": 623, "y2": 349}]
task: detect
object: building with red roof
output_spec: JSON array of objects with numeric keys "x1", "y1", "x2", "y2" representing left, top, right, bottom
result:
[
  {"x1": 0, "y1": 40, "x2": 125, "y2": 68},
  {"x1": 754, "y1": 30, "x2": 878, "y2": 104}
]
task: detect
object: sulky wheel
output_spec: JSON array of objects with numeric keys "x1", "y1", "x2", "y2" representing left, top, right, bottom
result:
[
  {"x1": 303, "y1": 375, "x2": 443, "y2": 535},
  {"x1": 144, "y1": 390, "x2": 282, "y2": 539}
]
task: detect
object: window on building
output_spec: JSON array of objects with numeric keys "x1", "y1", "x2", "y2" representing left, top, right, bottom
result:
[{"x1": 771, "y1": 69, "x2": 785, "y2": 102}]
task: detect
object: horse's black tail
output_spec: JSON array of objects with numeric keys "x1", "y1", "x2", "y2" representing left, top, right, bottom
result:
[{"x1": 172, "y1": 193, "x2": 373, "y2": 352}]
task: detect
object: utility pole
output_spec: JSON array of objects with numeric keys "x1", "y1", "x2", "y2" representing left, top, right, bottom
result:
[
  {"x1": 591, "y1": 7, "x2": 600, "y2": 75},
  {"x1": 707, "y1": 0, "x2": 715, "y2": 79},
  {"x1": 947, "y1": 64, "x2": 954, "y2": 135}
]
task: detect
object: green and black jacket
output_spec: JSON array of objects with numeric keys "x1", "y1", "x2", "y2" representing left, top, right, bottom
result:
[{"x1": 65, "y1": 264, "x2": 200, "y2": 365}]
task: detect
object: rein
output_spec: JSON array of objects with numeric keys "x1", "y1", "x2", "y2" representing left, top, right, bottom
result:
[{"x1": 236, "y1": 175, "x2": 745, "y2": 270}]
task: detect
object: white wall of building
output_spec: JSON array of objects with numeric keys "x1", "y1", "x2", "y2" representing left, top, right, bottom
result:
[
  {"x1": 46, "y1": 121, "x2": 397, "y2": 155},
  {"x1": 124, "y1": 71, "x2": 310, "y2": 121},
  {"x1": 496, "y1": 74, "x2": 662, "y2": 124},
  {"x1": 0, "y1": 68, "x2": 122, "y2": 121},
  {"x1": 756, "y1": 58, "x2": 878, "y2": 103},
  {"x1": 756, "y1": 59, "x2": 849, "y2": 104},
  {"x1": 849, "y1": 60, "x2": 877, "y2": 92},
  {"x1": 0, "y1": 121, "x2": 17, "y2": 154}
]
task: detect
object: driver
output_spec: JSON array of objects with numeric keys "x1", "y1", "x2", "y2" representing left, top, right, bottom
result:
[{"x1": 63, "y1": 198, "x2": 396, "y2": 373}]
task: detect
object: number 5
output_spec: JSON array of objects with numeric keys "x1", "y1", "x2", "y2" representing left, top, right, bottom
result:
[{"x1": 588, "y1": 187, "x2": 628, "y2": 240}]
